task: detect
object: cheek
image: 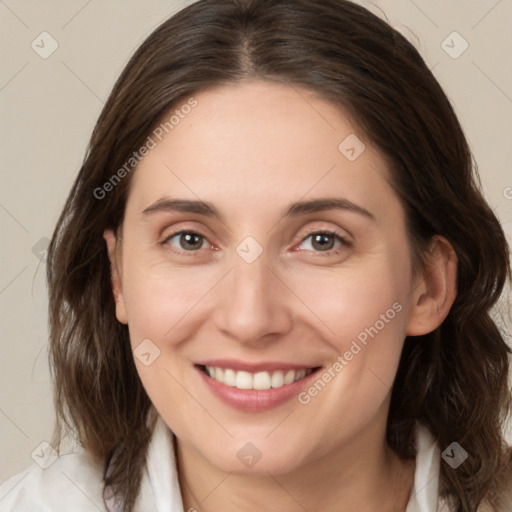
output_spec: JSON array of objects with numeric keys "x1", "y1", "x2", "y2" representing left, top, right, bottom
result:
[
  {"x1": 290, "y1": 257, "x2": 410, "y2": 351},
  {"x1": 121, "y1": 256, "x2": 221, "y2": 346},
  {"x1": 289, "y1": 252, "x2": 411, "y2": 411},
  {"x1": 119, "y1": 259, "x2": 221, "y2": 426}
]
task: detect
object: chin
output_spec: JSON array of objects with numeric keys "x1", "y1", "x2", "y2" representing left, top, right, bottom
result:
[{"x1": 199, "y1": 441, "x2": 309, "y2": 476}]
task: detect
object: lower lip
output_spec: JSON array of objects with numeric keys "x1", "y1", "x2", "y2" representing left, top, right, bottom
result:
[{"x1": 196, "y1": 366, "x2": 320, "y2": 412}]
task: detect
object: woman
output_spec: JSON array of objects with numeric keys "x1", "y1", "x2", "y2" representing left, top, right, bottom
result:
[{"x1": 1, "y1": 0, "x2": 511, "y2": 510}]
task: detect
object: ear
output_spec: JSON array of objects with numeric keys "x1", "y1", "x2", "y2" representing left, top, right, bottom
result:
[
  {"x1": 103, "y1": 228, "x2": 128, "y2": 325},
  {"x1": 406, "y1": 236, "x2": 457, "y2": 336}
]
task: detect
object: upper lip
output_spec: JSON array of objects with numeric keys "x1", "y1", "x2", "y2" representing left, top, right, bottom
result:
[{"x1": 196, "y1": 359, "x2": 320, "y2": 372}]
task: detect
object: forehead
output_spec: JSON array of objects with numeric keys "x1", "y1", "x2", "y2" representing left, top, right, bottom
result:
[{"x1": 127, "y1": 80, "x2": 399, "y2": 222}]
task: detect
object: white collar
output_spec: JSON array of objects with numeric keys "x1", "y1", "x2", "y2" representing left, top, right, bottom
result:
[
  {"x1": 406, "y1": 422, "x2": 443, "y2": 511},
  {"x1": 123, "y1": 415, "x2": 443, "y2": 512}
]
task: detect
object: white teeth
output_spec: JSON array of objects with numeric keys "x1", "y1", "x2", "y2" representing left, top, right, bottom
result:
[
  {"x1": 253, "y1": 371, "x2": 271, "y2": 390},
  {"x1": 271, "y1": 370, "x2": 284, "y2": 388},
  {"x1": 204, "y1": 366, "x2": 313, "y2": 390},
  {"x1": 223, "y1": 368, "x2": 236, "y2": 387},
  {"x1": 284, "y1": 370, "x2": 295, "y2": 385},
  {"x1": 295, "y1": 369, "x2": 306, "y2": 381},
  {"x1": 235, "y1": 371, "x2": 253, "y2": 389}
]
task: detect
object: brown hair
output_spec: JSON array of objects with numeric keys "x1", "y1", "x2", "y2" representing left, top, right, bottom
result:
[{"x1": 47, "y1": 0, "x2": 512, "y2": 510}]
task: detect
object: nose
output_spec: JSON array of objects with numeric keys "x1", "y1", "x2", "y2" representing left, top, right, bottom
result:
[{"x1": 212, "y1": 253, "x2": 294, "y2": 345}]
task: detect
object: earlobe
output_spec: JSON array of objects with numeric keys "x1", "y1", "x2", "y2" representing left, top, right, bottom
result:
[
  {"x1": 406, "y1": 236, "x2": 458, "y2": 336},
  {"x1": 103, "y1": 228, "x2": 128, "y2": 325}
]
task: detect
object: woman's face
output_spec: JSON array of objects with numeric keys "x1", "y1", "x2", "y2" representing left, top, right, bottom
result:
[{"x1": 107, "y1": 80, "x2": 422, "y2": 475}]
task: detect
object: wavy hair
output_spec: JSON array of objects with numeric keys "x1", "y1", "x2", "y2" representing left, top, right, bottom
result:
[{"x1": 47, "y1": 0, "x2": 512, "y2": 510}]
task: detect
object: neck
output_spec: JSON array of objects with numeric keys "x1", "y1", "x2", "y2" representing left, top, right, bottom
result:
[{"x1": 176, "y1": 419, "x2": 415, "y2": 512}]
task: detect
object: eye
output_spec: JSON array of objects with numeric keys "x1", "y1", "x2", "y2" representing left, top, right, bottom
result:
[
  {"x1": 164, "y1": 230, "x2": 210, "y2": 251},
  {"x1": 297, "y1": 231, "x2": 347, "y2": 253}
]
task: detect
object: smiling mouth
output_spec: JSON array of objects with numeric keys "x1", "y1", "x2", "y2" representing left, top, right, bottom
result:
[{"x1": 197, "y1": 365, "x2": 320, "y2": 390}]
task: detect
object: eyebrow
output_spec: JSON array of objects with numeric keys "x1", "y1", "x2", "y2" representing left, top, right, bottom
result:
[
  {"x1": 284, "y1": 197, "x2": 375, "y2": 220},
  {"x1": 141, "y1": 197, "x2": 375, "y2": 221},
  {"x1": 142, "y1": 198, "x2": 222, "y2": 219}
]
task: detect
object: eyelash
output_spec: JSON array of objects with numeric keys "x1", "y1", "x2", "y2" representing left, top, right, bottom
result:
[{"x1": 161, "y1": 229, "x2": 350, "y2": 257}]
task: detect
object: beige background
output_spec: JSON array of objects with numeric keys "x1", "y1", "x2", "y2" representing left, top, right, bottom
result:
[{"x1": 1, "y1": 0, "x2": 511, "y2": 481}]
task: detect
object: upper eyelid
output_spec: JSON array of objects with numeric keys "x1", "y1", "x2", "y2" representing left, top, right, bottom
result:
[
  {"x1": 299, "y1": 227, "x2": 349, "y2": 240},
  {"x1": 161, "y1": 223, "x2": 214, "y2": 241}
]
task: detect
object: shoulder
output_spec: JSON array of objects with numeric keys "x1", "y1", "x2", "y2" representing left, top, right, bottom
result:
[{"x1": 0, "y1": 444, "x2": 106, "y2": 512}]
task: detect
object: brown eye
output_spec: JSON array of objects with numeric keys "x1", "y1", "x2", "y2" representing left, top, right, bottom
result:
[
  {"x1": 165, "y1": 231, "x2": 208, "y2": 251},
  {"x1": 311, "y1": 233, "x2": 335, "y2": 251},
  {"x1": 298, "y1": 232, "x2": 344, "y2": 252}
]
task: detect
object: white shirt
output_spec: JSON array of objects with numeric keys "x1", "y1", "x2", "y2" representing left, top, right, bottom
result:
[{"x1": 0, "y1": 416, "x2": 504, "y2": 511}]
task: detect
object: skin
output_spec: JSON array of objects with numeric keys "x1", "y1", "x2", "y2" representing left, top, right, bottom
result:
[{"x1": 104, "y1": 79, "x2": 457, "y2": 511}]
